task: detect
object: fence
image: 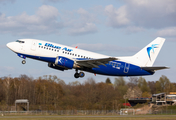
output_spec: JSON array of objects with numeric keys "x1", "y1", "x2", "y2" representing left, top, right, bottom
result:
[
  {"x1": 120, "y1": 109, "x2": 135, "y2": 115},
  {"x1": 0, "y1": 110, "x2": 119, "y2": 116},
  {"x1": 0, "y1": 109, "x2": 176, "y2": 116},
  {"x1": 151, "y1": 109, "x2": 176, "y2": 115}
]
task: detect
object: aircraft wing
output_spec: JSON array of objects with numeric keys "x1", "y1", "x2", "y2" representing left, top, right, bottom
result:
[
  {"x1": 76, "y1": 57, "x2": 117, "y2": 68},
  {"x1": 141, "y1": 66, "x2": 169, "y2": 72}
]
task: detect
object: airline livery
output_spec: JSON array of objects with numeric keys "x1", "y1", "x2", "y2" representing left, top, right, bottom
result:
[{"x1": 7, "y1": 37, "x2": 169, "y2": 78}]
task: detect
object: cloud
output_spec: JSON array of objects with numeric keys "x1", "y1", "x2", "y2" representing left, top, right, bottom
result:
[
  {"x1": 62, "y1": 8, "x2": 99, "y2": 36},
  {"x1": 0, "y1": 5, "x2": 98, "y2": 36},
  {"x1": 0, "y1": 5, "x2": 63, "y2": 36},
  {"x1": 36, "y1": 5, "x2": 59, "y2": 19},
  {"x1": 105, "y1": 5, "x2": 130, "y2": 28},
  {"x1": 156, "y1": 27, "x2": 176, "y2": 37},
  {"x1": 68, "y1": 23, "x2": 97, "y2": 35},
  {"x1": 0, "y1": 0, "x2": 15, "y2": 3},
  {"x1": 124, "y1": 26, "x2": 145, "y2": 34},
  {"x1": 127, "y1": 0, "x2": 176, "y2": 28},
  {"x1": 0, "y1": 66, "x2": 15, "y2": 76},
  {"x1": 105, "y1": 0, "x2": 176, "y2": 29},
  {"x1": 76, "y1": 8, "x2": 98, "y2": 23},
  {"x1": 4, "y1": 66, "x2": 15, "y2": 71},
  {"x1": 42, "y1": 0, "x2": 65, "y2": 3},
  {"x1": 1, "y1": 1, "x2": 175, "y2": 37}
]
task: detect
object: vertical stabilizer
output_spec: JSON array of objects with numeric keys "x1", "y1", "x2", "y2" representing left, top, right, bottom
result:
[{"x1": 132, "y1": 37, "x2": 165, "y2": 66}]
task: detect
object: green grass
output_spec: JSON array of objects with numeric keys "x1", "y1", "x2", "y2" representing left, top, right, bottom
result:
[{"x1": 0, "y1": 115, "x2": 176, "y2": 120}]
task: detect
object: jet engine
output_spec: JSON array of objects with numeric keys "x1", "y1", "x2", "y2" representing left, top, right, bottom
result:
[
  {"x1": 48, "y1": 63, "x2": 65, "y2": 71},
  {"x1": 55, "y1": 56, "x2": 75, "y2": 69}
]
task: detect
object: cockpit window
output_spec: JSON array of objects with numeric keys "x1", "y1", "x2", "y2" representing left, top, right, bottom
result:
[{"x1": 16, "y1": 40, "x2": 25, "y2": 43}]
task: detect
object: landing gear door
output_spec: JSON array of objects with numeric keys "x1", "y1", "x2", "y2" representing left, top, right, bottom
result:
[
  {"x1": 31, "y1": 41, "x2": 37, "y2": 51},
  {"x1": 124, "y1": 63, "x2": 130, "y2": 73}
]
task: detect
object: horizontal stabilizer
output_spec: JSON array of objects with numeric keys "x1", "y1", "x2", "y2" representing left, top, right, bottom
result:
[{"x1": 141, "y1": 66, "x2": 169, "y2": 71}]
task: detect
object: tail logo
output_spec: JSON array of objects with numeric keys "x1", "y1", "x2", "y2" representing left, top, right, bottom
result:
[{"x1": 147, "y1": 44, "x2": 158, "y2": 60}]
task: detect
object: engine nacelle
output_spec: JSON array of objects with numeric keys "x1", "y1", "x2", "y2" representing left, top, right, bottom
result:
[
  {"x1": 48, "y1": 63, "x2": 65, "y2": 71},
  {"x1": 55, "y1": 56, "x2": 75, "y2": 69}
]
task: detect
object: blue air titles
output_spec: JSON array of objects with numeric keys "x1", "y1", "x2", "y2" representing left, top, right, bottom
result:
[
  {"x1": 45, "y1": 43, "x2": 61, "y2": 49},
  {"x1": 62, "y1": 47, "x2": 73, "y2": 52},
  {"x1": 43, "y1": 43, "x2": 73, "y2": 52}
]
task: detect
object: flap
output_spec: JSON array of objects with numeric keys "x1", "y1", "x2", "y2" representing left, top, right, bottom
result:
[{"x1": 76, "y1": 57, "x2": 117, "y2": 68}]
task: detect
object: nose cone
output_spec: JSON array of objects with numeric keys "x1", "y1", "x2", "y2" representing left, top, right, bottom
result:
[
  {"x1": 6, "y1": 42, "x2": 13, "y2": 50},
  {"x1": 6, "y1": 42, "x2": 17, "y2": 52}
]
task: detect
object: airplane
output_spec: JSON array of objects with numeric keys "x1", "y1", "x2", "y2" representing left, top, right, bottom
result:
[{"x1": 6, "y1": 37, "x2": 169, "y2": 78}]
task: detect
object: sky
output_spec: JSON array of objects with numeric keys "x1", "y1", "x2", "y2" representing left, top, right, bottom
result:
[{"x1": 0, "y1": 0, "x2": 176, "y2": 84}]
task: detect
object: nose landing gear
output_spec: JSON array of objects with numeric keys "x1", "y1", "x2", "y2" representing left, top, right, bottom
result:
[
  {"x1": 17, "y1": 54, "x2": 26, "y2": 64},
  {"x1": 74, "y1": 69, "x2": 85, "y2": 78},
  {"x1": 22, "y1": 60, "x2": 26, "y2": 64}
]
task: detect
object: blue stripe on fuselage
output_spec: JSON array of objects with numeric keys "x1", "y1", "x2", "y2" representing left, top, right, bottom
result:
[
  {"x1": 91, "y1": 61, "x2": 154, "y2": 76},
  {"x1": 17, "y1": 53, "x2": 154, "y2": 76},
  {"x1": 17, "y1": 53, "x2": 56, "y2": 63}
]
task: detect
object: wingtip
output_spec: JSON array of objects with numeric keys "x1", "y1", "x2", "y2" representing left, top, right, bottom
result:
[{"x1": 165, "y1": 66, "x2": 170, "y2": 69}]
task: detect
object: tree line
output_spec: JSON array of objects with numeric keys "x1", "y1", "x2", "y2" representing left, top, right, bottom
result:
[{"x1": 0, "y1": 74, "x2": 175, "y2": 110}]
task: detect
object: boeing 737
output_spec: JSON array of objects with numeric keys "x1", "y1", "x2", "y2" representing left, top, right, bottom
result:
[{"x1": 6, "y1": 37, "x2": 169, "y2": 78}]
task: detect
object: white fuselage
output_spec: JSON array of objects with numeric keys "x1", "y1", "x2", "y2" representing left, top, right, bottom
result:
[{"x1": 8, "y1": 39, "x2": 109, "y2": 61}]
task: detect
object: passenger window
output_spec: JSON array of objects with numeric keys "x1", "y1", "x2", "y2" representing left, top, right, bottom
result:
[
  {"x1": 44, "y1": 47, "x2": 45, "y2": 49},
  {"x1": 72, "y1": 54, "x2": 74, "y2": 56},
  {"x1": 75, "y1": 54, "x2": 77, "y2": 56},
  {"x1": 78, "y1": 55, "x2": 80, "y2": 57},
  {"x1": 41, "y1": 46, "x2": 43, "y2": 48},
  {"x1": 65, "y1": 52, "x2": 67, "y2": 54},
  {"x1": 63, "y1": 51, "x2": 64, "y2": 53},
  {"x1": 39, "y1": 46, "x2": 40, "y2": 48},
  {"x1": 49, "y1": 48, "x2": 51, "y2": 50},
  {"x1": 57, "y1": 50, "x2": 59, "y2": 52}
]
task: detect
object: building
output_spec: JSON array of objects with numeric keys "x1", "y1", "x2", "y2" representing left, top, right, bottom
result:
[{"x1": 128, "y1": 92, "x2": 176, "y2": 106}]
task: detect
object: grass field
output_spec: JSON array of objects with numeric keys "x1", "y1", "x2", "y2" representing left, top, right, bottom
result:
[{"x1": 0, "y1": 115, "x2": 176, "y2": 120}]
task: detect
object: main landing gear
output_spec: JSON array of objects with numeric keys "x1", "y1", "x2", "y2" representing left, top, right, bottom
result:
[
  {"x1": 22, "y1": 59, "x2": 26, "y2": 64},
  {"x1": 74, "y1": 69, "x2": 85, "y2": 78}
]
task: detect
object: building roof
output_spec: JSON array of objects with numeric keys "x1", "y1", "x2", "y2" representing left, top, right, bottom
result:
[
  {"x1": 15, "y1": 99, "x2": 29, "y2": 103},
  {"x1": 152, "y1": 93, "x2": 166, "y2": 97}
]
